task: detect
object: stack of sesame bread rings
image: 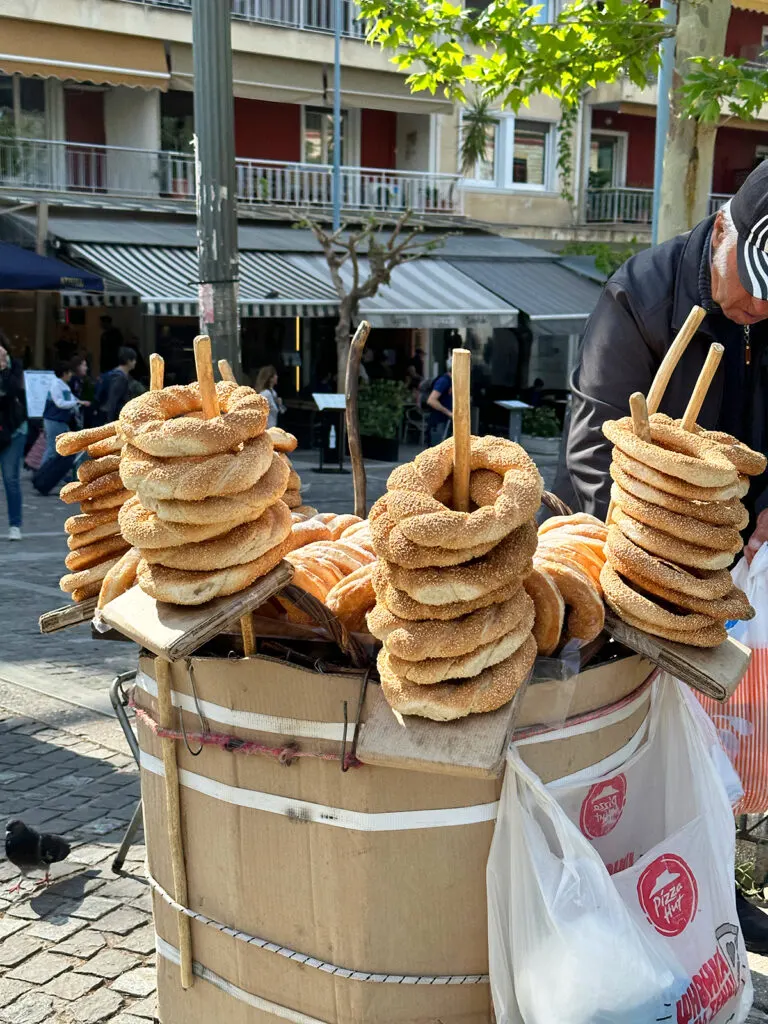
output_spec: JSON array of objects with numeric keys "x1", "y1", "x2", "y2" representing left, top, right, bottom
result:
[
  {"x1": 117, "y1": 381, "x2": 295, "y2": 606},
  {"x1": 602, "y1": 412, "x2": 765, "y2": 646},
  {"x1": 367, "y1": 436, "x2": 544, "y2": 721},
  {"x1": 56, "y1": 423, "x2": 132, "y2": 602}
]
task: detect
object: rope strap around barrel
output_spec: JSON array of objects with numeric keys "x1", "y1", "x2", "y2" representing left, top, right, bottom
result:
[{"x1": 149, "y1": 873, "x2": 489, "y2": 985}]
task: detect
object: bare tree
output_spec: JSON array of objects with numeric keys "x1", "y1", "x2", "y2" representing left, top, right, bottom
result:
[{"x1": 300, "y1": 211, "x2": 443, "y2": 387}]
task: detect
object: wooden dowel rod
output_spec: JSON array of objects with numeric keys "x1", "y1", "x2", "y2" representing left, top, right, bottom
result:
[
  {"x1": 193, "y1": 336, "x2": 220, "y2": 419},
  {"x1": 680, "y1": 343, "x2": 724, "y2": 432},
  {"x1": 155, "y1": 657, "x2": 193, "y2": 990},
  {"x1": 629, "y1": 392, "x2": 651, "y2": 441},
  {"x1": 149, "y1": 353, "x2": 164, "y2": 392},
  {"x1": 345, "y1": 320, "x2": 372, "y2": 520},
  {"x1": 646, "y1": 305, "x2": 706, "y2": 415},
  {"x1": 218, "y1": 359, "x2": 236, "y2": 383},
  {"x1": 240, "y1": 612, "x2": 256, "y2": 655},
  {"x1": 451, "y1": 348, "x2": 472, "y2": 513}
]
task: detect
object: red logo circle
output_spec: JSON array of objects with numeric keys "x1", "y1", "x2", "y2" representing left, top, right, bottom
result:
[
  {"x1": 579, "y1": 775, "x2": 627, "y2": 839},
  {"x1": 637, "y1": 854, "x2": 699, "y2": 937}
]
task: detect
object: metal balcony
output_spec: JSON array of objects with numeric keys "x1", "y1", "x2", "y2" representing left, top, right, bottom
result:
[
  {"x1": 0, "y1": 137, "x2": 462, "y2": 216},
  {"x1": 115, "y1": 0, "x2": 366, "y2": 37},
  {"x1": 585, "y1": 187, "x2": 734, "y2": 224}
]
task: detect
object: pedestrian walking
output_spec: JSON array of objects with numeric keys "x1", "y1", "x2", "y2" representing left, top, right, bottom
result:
[
  {"x1": 93, "y1": 346, "x2": 137, "y2": 425},
  {"x1": 256, "y1": 365, "x2": 286, "y2": 430},
  {"x1": 0, "y1": 338, "x2": 27, "y2": 540},
  {"x1": 41, "y1": 362, "x2": 89, "y2": 467},
  {"x1": 69, "y1": 355, "x2": 95, "y2": 427},
  {"x1": 425, "y1": 357, "x2": 453, "y2": 444}
]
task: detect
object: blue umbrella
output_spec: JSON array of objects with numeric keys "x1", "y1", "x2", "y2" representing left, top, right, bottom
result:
[{"x1": 0, "y1": 241, "x2": 103, "y2": 293}]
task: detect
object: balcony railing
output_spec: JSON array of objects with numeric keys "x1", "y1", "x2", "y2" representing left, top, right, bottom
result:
[
  {"x1": 586, "y1": 187, "x2": 734, "y2": 224},
  {"x1": 117, "y1": 0, "x2": 366, "y2": 37},
  {"x1": 0, "y1": 137, "x2": 462, "y2": 216}
]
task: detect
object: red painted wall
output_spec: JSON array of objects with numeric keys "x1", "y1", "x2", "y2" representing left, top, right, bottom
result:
[
  {"x1": 234, "y1": 98, "x2": 301, "y2": 162},
  {"x1": 64, "y1": 90, "x2": 105, "y2": 145},
  {"x1": 726, "y1": 9, "x2": 767, "y2": 59},
  {"x1": 591, "y1": 110, "x2": 655, "y2": 188},
  {"x1": 361, "y1": 109, "x2": 397, "y2": 169},
  {"x1": 712, "y1": 126, "x2": 768, "y2": 194}
]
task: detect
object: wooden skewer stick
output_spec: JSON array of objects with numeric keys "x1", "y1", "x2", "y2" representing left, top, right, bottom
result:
[
  {"x1": 607, "y1": 391, "x2": 651, "y2": 524},
  {"x1": 451, "y1": 348, "x2": 472, "y2": 513},
  {"x1": 344, "y1": 320, "x2": 372, "y2": 520},
  {"x1": 646, "y1": 305, "x2": 707, "y2": 415},
  {"x1": 193, "y1": 336, "x2": 220, "y2": 419},
  {"x1": 680, "y1": 343, "x2": 724, "y2": 432},
  {"x1": 149, "y1": 353, "x2": 164, "y2": 392},
  {"x1": 217, "y1": 359, "x2": 236, "y2": 383},
  {"x1": 155, "y1": 657, "x2": 193, "y2": 990}
]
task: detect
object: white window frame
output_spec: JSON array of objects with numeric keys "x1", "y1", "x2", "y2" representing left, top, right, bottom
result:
[
  {"x1": 300, "y1": 105, "x2": 360, "y2": 167},
  {"x1": 460, "y1": 112, "x2": 557, "y2": 192},
  {"x1": 589, "y1": 129, "x2": 628, "y2": 189},
  {"x1": 762, "y1": 25, "x2": 768, "y2": 49}
]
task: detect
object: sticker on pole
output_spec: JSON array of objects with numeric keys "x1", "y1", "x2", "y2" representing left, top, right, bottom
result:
[
  {"x1": 579, "y1": 775, "x2": 627, "y2": 839},
  {"x1": 637, "y1": 854, "x2": 699, "y2": 937}
]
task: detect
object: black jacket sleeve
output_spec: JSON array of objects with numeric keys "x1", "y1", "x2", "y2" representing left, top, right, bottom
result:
[
  {"x1": 105, "y1": 373, "x2": 130, "y2": 422},
  {"x1": 564, "y1": 282, "x2": 661, "y2": 519}
]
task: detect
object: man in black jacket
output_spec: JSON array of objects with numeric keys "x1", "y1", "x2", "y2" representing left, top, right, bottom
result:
[{"x1": 555, "y1": 161, "x2": 768, "y2": 556}]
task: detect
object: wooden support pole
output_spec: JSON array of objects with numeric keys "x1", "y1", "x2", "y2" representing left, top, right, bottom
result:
[
  {"x1": 149, "y1": 353, "x2": 164, "y2": 392},
  {"x1": 217, "y1": 359, "x2": 236, "y2": 383},
  {"x1": 629, "y1": 392, "x2": 651, "y2": 441},
  {"x1": 155, "y1": 657, "x2": 193, "y2": 989},
  {"x1": 344, "y1": 320, "x2": 372, "y2": 520},
  {"x1": 681, "y1": 343, "x2": 724, "y2": 432},
  {"x1": 193, "y1": 336, "x2": 220, "y2": 419},
  {"x1": 451, "y1": 348, "x2": 472, "y2": 512},
  {"x1": 646, "y1": 305, "x2": 706, "y2": 414}
]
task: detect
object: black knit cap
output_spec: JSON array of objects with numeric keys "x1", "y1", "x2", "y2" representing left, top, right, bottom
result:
[{"x1": 730, "y1": 161, "x2": 768, "y2": 300}]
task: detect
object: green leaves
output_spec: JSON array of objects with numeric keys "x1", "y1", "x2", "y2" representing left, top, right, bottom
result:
[{"x1": 680, "y1": 55, "x2": 768, "y2": 123}]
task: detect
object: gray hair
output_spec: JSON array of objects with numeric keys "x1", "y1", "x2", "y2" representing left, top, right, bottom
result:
[{"x1": 713, "y1": 199, "x2": 738, "y2": 277}]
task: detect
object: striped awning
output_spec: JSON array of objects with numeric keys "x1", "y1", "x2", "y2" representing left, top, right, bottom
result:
[
  {"x1": 285, "y1": 256, "x2": 518, "y2": 329},
  {"x1": 68, "y1": 244, "x2": 338, "y2": 318}
]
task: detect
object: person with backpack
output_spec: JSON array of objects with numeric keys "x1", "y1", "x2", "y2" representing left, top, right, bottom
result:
[
  {"x1": 425, "y1": 357, "x2": 453, "y2": 445},
  {"x1": 41, "y1": 362, "x2": 89, "y2": 468},
  {"x1": 0, "y1": 337, "x2": 27, "y2": 540},
  {"x1": 94, "y1": 347, "x2": 137, "y2": 425}
]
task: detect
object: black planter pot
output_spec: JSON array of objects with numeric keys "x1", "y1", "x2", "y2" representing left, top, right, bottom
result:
[{"x1": 361, "y1": 434, "x2": 400, "y2": 462}]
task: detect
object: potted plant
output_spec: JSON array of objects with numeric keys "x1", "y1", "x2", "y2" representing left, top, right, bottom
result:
[
  {"x1": 520, "y1": 406, "x2": 562, "y2": 458},
  {"x1": 358, "y1": 379, "x2": 406, "y2": 461}
]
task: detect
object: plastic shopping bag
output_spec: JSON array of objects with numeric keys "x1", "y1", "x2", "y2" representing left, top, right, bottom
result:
[
  {"x1": 488, "y1": 674, "x2": 752, "y2": 1024},
  {"x1": 697, "y1": 542, "x2": 768, "y2": 813}
]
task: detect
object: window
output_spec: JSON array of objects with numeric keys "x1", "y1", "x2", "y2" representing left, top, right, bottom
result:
[
  {"x1": 512, "y1": 120, "x2": 548, "y2": 185},
  {"x1": 0, "y1": 74, "x2": 45, "y2": 138},
  {"x1": 468, "y1": 120, "x2": 498, "y2": 182},
  {"x1": 161, "y1": 91, "x2": 194, "y2": 152},
  {"x1": 303, "y1": 107, "x2": 347, "y2": 165},
  {"x1": 463, "y1": 113, "x2": 554, "y2": 190},
  {"x1": 589, "y1": 132, "x2": 626, "y2": 189}
]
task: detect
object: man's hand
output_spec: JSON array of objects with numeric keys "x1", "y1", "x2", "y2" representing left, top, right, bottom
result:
[{"x1": 745, "y1": 509, "x2": 768, "y2": 564}]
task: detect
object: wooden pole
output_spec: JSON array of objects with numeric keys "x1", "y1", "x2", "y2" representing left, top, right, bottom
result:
[
  {"x1": 155, "y1": 657, "x2": 193, "y2": 989},
  {"x1": 451, "y1": 348, "x2": 472, "y2": 513},
  {"x1": 680, "y1": 343, "x2": 724, "y2": 432},
  {"x1": 344, "y1": 320, "x2": 372, "y2": 520},
  {"x1": 193, "y1": 336, "x2": 220, "y2": 419},
  {"x1": 217, "y1": 359, "x2": 236, "y2": 383},
  {"x1": 149, "y1": 353, "x2": 164, "y2": 392},
  {"x1": 607, "y1": 391, "x2": 650, "y2": 524},
  {"x1": 646, "y1": 305, "x2": 706, "y2": 414}
]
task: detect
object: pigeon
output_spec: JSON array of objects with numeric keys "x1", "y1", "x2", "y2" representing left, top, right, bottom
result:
[{"x1": 5, "y1": 820, "x2": 71, "y2": 893}]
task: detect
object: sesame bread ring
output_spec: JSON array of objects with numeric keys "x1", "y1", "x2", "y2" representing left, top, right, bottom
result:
[
  {"x1": 601, "y1": 561, "x2": 715, "y2": 633},
  {"x1": 60, "y1": 556, "x2": 122, "y2": 593},
  {"x1": 142, "y1": 501, "x2": 292, "y2": 571},
  {"x1": 369, "y1": 495, "x2": 497, "y2": 567},
  {"x1": 685, "y1": 422, "x2": 767, "y2": 477},
  {"x1": 605, "y1": 527, "x2": 733, "y2": 600},
  {"x1": 140, "y1": 453, "x2": 289, "y2": 524},
  {"x1": 386, "y1": 436, "x2": 543, "y2": 550},
  {"x1": 67, "y1": 519, "x2": 122, "y2": 550},
  {"x1": 283, "y1": 489, "x2": 302, "y2": 509},
  {"x1": 384, "y1": 598, "x2": 535, "y2": 685},
  {"x1": 610, "y1": 459, "x2": 749, "y2": 528},
  {"x1": 59, "y1": 471, "x2": 125, "y2": 505},
  {"x1": 64, "y1": 535, "x2": 130, "y2": 572},
  {"x1": 65, "y1": 508, "x2": 119, "y2": 535},
  {"x1": 613, "y1": 509, "x2": 737, "y2": 571},
  {"x1": 313, "y1": 513, "x2": 363, "y2": 540},
  {"x1": 535, "y1": 539, "x2": 606, "y2": 586},
  {"x1": 603, "y1": 415, "x2": 738, "y2": 488},
  {"x1": 533, "y1": 557, "x2": 605, "y2": 643},
  {"x1": 77, "y1": 454, "x2": 122, "y2": 485},
  {"x1": 380, "y1": 522, "x2": 537, "y2": 605},
  {"x1": 538, "y1": 513, "x2": 607, "y2": 536},
  {"x1": 268, "y1": 427, "x2": 298, "y2": 453},
  {"x1": 120, "y1": 381, "x2": 268, "y2": 457},
  {"x1": 605, "y1": 605, "x2": 727, "y2": 648},
  {"x1": 378, "y1": 634, "x2": 537, "y2": 721},
  {"x1": 373, "y1": 564, "x2": 522, "y2": 621},
  {"x1": 119, "y1": 495, "x2": 249, "y2": 548},
  {"x1": 612, "y1": 449, "x2": 745, "y2": 503},
  {"x1": 55, "y1": 422, "x2": 117, "y2": 457},
  {"x1": 72, "y1": 581, "x2": 104, "y2": 603},
  {"x1": 87, "y1": 434, "x2": 123, "y2": 459},
  {"x1": 325, "y1": 563, "x2": 377, "y2": 634},
  {"x1": 610, "y1": 484, "x2": 743, "y2": 554},
  {"x1": 98, "y1": 547, "x2": 141, "y2": 609},
  {"x1": 523, "y1": 567, "x2": 566, "y2": 656},
  {"x1": 368, "y1": 588, "x2": 532, "y2": 661},
  {"x1": 137, "y1": 533, "x2": 294, "y2": 605},
  {"x1": 80, "y1": 489, "x2": 133, "y2": 513}
]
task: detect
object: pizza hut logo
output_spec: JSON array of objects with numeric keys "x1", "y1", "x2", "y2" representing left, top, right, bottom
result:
[
  {"x1": 637, "y1": 854, "x2": 698, "y2": 937},
  {"x1": 579, "y1": 775, "x2": 627, "y2": 839}
]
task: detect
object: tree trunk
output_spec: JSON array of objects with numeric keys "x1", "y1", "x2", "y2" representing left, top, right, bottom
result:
[
  {"x1": 335, "y1": 303, "x2": 353, "y2": 392},
  {"x1": 657, "y1": 0, "x2": 731, "y2": 243}
]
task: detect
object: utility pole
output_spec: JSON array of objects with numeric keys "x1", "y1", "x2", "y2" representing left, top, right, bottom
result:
[
  {"x1": 191, "y1": 0, "x2": 241, "y2": 374},
  {"x1": 332, "y1": 0, "x2": 342, "y2": 231},
  {"x1": 34, "y1": 201, "x2": 48, "y2": 368},
  {"x1": 651, "y1": 0, "x2": 676, "y2": 247}
]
